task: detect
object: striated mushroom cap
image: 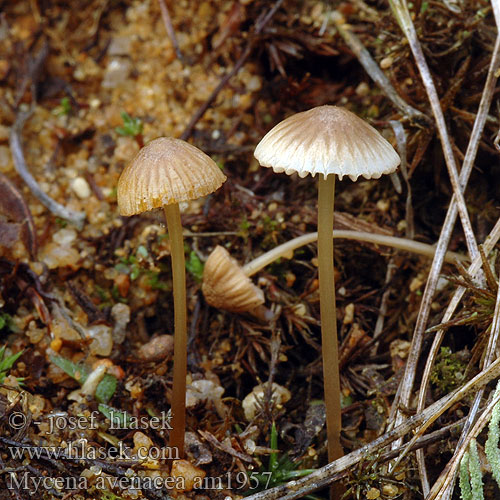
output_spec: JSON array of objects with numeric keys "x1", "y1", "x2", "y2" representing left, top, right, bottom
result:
[
  {"x1": 117, "y1": 137, "x2": 226, "y2": 216},
  {"x1": 254, "y1": 105, "x2": 400, "y2": 181},
  {"x1": 202, "y1": 246, "x2": 265, "y2": 313}
]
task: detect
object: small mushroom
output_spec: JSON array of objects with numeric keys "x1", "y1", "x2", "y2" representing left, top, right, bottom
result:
[
  {"x1": 117, "y1": 137, "x2": 226, "y2": 456},
  {"x1": 254, "y1": 105, "x2": 400, "y2": 462},
  {"x1": 202, "y1": 245, "x2": 264, "y2": 313}
]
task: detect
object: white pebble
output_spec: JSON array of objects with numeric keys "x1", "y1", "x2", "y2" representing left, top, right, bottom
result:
[
  {"x1": 86, "y1": 325, "x2": 113, "y2": 356},
  {"x1": 71, "y1": 177, "x2": 92, "y2": 199}
]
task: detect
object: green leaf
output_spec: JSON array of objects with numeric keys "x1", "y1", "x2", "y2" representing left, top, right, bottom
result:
[
  {"x1": 98, "y1": 404, "x2": 134, "y2": 428},
  {"x1": 50, "y1": 355, "x2": 117, "y2": 403},
  {"x1": 185, "y1": 250, "x2": 204, "y2": 282},
  {"x1": 50, "y1": 354, "x2": 89, "y2": 383},
  {"x1": 115, "y1": 111, "x2": 143, "y2": 137},
  {"x1": 0, "y1": 349, "x2": 24, "y2": 373},
  {"x1": 96, "y1": 375, "x2": 118, "y2": 404}
]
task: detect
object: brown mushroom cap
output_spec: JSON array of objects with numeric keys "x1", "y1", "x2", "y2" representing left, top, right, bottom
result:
[
  {"x1": 117, "y1": 137, "x2": 226, "y2": 216},
  {"x1": 254, "y1": 105, "x2": 400, "y2": 181},
  {"x1": 202, "y1": 246, "x2": 265, "y2": 313}
]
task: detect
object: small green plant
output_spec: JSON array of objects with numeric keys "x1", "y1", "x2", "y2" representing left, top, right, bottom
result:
[
  {"x1": 115, "y1": 111, "x2": 143, "y2": 137},
  {"x1": 245, "y1": 422, "x2": 319, "y2": 497},
  {"x1": 459, "y1": 440, "x2": 484, "y2": 500},
  {"x1": 185, "y1": 249, "x2": 204, "y2": 282},
  {"x1": 458, "y1": 381, "x2": 500, "y2": 499},
  {"x1": 52, "y1": 96, "x2": 72, "y2": 116},
  {"x1": 0, "y1": 346, "x2": 24, "y2": 385},
  {"x1": 114, "y1": 246, "x2": 167, "y2": 291},
  {"x1": 50, "y1": 354, "x2": 117, "y2": 403},
  {"x1": 0, "y1": 313, "x2": 15, "y2": 332}
]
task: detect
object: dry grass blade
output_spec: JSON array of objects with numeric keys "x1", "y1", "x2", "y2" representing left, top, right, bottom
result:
[
  {"x1": 331, "y1": 12, "x2": 431, "y2": 127},
  {"x1": 389, "y1": 119, "x2": 414, "y2": 239},
  {"x1": 390, "y1": 1, "x2": 499, "y2": 466},
  {"x1": 389, "y1": 0, "x2": 478, "y2": 262},
  {"x1": 244, "y1": 356, "x2": 500, "y2": 500},
  {"x1": 412, "y1": 30, "x2": 500, "y2": 495}
]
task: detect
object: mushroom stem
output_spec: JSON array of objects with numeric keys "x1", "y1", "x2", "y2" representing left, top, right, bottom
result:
[
  {"x1": 164, "y1": 203, "x2": 187, "y2": 458},
  {"x1": 317, "y1": 174, "x2": 343, "y2": 463},
  {"x1": 241, "y1": 231, "x2": 465, "y2": 277}
]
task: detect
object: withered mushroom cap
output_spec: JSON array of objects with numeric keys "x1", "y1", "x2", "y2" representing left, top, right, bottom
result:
[
  {"x1": 202, "y1": 246, "x2": 265, "y2": 313},
  {"x1": 254, "y1": 105, "x2": 400, "y2": 181},
  {"x1": 117, "y1": 137, "x2": 226, "y2": 216}
]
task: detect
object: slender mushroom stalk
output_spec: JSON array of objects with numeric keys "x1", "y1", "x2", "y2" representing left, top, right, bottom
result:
[
  {"x1": 163, "y1": 203, "x2": 187, "y2": 456},
  {"x1": 317, "y1": 174, "x2": 343, "y2": 461},
  {"x1": 202, "y1": 231, "x2": 465, "y2": 318},
  {"x1": 117, "y1": 137, "x2": 226, "y2": 458},
  {"x1": 254, "y1": 105, "x2": 401, "y2": 467},
  {"x1": 241, "y1": 231, "x2": 465, "y2": 277}
]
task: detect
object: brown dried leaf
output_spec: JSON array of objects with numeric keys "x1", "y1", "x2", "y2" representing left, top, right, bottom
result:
[{"x1": 0, "y1": 173, "x2": 37, "y2": 258}]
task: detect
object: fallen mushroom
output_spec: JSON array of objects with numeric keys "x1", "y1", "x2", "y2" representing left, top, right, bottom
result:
[
  {"x1": 254, "y1": 105, "x2": 400, "y2": 463},
  {"x1": 201, "y1": 231, "x2": 464, "y2": 315},
  {"x1": 117, "y1": 137, "x2": 226, "y2": 456},
  {"x1": 202, "y1": 245, "x2": 265, "y2": 314}
]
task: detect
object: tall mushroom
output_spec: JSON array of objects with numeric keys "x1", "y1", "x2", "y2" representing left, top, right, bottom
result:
[
  {"x1": 254, "y1": 105, "x2": 400, "y2": 463},
  {"x1": 117, "y1": 137, "x2": 226, "y2": 456}
]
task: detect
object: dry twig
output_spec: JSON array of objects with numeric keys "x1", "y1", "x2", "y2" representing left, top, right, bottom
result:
[
  {"x1": 180, "y1": 0, "x2": 285, "y2": 141},
  {"x1": 9, "y1": 111, "x2": 86, "y2": 228}
]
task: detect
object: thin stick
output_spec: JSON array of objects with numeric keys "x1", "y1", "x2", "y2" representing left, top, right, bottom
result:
[
  {"x1": 332, "y1": 12, "x2": 431, "y2": 127},
  {"x1": 164, "y1": 203, "x2": 187, "y2": 458},
  {"x1": 244, "y1": 356, "x2": 500, "y2": 500},
  {"x1": 157, "y1": 0, "x2": 183, "y2": 62},
  {"x1": 180, "y1": 0, "x2": 284, "y2": 141},
  {"x1": 317, "y1": 174, "x2": 343, "y2": 464},
  {"x1": 241, "y1": 230, "x2": 465, "y2": 277},
  {"x1": 10, "y1": 111, "x2": 85, "y2": 228}
]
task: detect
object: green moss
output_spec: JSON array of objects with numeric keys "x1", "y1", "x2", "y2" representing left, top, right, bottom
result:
[{"x1": 430, "y1": 347, "x2": 467, "y2": 396}]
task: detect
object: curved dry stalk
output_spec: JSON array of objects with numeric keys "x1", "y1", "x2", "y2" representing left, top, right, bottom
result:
[
  {"x1": 244, "y1": 356, "x2": 500, "y2": 500},
  {"x1": 10, "y1": 110, "x2": 86, "y2": 228},
  {"x1": 241, "y1": 230, "x2": 465, "y2": 277}
]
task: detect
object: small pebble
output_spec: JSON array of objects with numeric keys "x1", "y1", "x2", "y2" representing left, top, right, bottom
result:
[
  {"x1": 380, "y1": 56, "x2": 393, "y2": 69},
  {"x1": 86, "y1": 324, "x2": 113, "y2": 356},
  {"x1": 170, "y1": 460, "x2": 206, "y2": 491},
  {"x1": 71, "y1": 177, "x2": 92, "y2": 199},
  {"x1": 138, "y1": 335, "x2": 174, "y2": 361},
  {"x1": 242, "y1": 383, "x2": 291, "y2": 421}
]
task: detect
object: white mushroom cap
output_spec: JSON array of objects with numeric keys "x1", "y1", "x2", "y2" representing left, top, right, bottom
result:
[
  {"x1": 254, "y1": 105, "x2": 400, "y2": 181},
  {"x1": 117, "y1": 137, "x2": 226, "y2": 216}
]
